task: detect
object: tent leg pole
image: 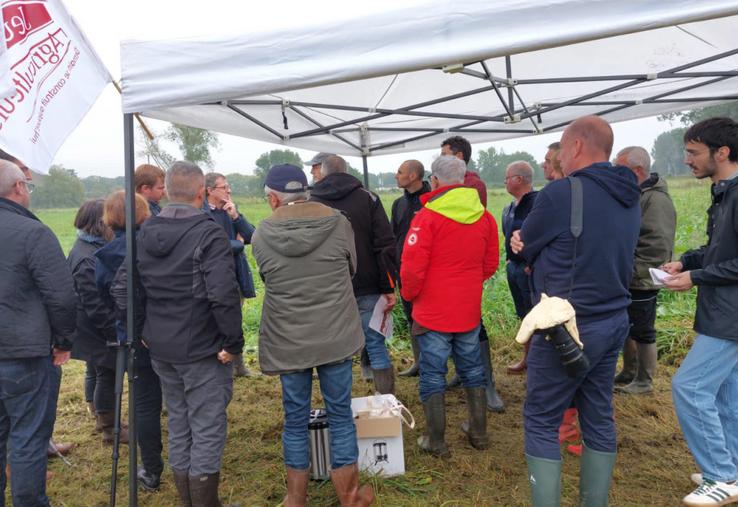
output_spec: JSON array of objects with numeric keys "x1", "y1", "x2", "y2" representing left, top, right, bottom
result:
[
  {"x1": 123, "y1": 113, "x2": 138, "y2": 507},
  {"x1": 362, "y1": 154, "x2": 369, "y2": 189}
]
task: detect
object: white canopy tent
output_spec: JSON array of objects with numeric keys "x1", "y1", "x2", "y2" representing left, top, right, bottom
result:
[{"x1": 120, "y1": 0, "x2": 738, "y2": 167}]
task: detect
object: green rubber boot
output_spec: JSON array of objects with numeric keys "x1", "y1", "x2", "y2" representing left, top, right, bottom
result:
[
  {"x1": 579, "y1": 445, "x2": 616, "y2": 507},
  {"x1": 526, "y1": 454, "x2": 561, "y2": 507}
]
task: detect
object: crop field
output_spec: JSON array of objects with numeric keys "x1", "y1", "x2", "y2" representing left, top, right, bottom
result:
[{"x1": 19, "y1": 176, "x2": 712, "y2": 506}]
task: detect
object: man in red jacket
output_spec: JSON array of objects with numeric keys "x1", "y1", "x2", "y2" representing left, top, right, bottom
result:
[{"x1": 401, "y1": 155, "x2": 499, "y2": 457}]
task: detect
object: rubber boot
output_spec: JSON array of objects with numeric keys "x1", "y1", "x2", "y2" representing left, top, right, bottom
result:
[
  {"x1": 329, "y1": 463, "x2": 374, "y2": 507},
  {"x1": 398, "y1": 335, "x2": 420, "y2": 377},
  {"x1": 417, "y1": 392, "x2": 450, "y2": 457},
  {"x1": 97, "y1": 411, "x2": 129, "y2": 445},
  {"x1": 507, "y1": 340, "x2": 530, "y2": 375},
  {"x1": 189, "y1": 472, "x2": 239, "y2": 507},
  {"x1": 360, "y1": 348, "x2": 373, "y2": 381},
  {"x1": 613, "y1": 338, "x2": 636, "y2": 385},
  {"x1": 464, "y1": 387, "x2": 489, "y2": 450},
  {"x1": 480, "y1": 340, "x2": 505, "y2": 412},
  {"x1": 526, "y1": 454, "x2": 562, "y2": 507},
  {"x1": 283, "y1": 467, "x2": 309, "y2": 507},
  {"x1": 232, "y1": 354, "x2": 251, "y2": 378},
  {"x1": 615, "y1": 342, "x2": 656, "y2": 395},
  {"x1": 558, "y1": 408, "x2": 580, "y2": 444},
  {"x1": 579, "y1": 445, "x2": 616, "y2": 507},
  {"x1": 372, "y1": 367, "x2": 395, "y2": 395},
  {"x1": 172, "y1": 469, "x2": 193, "y2": 507}
]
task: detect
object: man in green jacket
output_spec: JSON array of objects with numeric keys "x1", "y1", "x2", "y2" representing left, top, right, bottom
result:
[{"x1": 613, "y1": 146, "x2": 676, "y2": 394}]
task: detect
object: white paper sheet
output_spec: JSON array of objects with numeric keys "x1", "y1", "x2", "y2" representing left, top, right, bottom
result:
[{"x1": 369, "y1": 296, "x2": 393, "y2": 339}]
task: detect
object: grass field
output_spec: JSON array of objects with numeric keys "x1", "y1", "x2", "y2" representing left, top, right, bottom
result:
[{"x1": 25, "y1": 176, "x2": 712, "y2": 506}]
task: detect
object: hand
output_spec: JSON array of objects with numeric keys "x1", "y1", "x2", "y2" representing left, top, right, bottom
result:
[
  {"x1": 664, "y1": 271, "x2": 693, "y2": 292},
  {"x1": 383, "y1": 293, "x2": 397, "y2": 313},
  {"x1": 661, "y1": 261, "x2": 683, "y2": 275},
  {"x1": 52, "y1": 348, "x2": 71, "y2": 366},
  {"x1": 222, "y1": 201, "x2": 238, "y2": 220},
  {"x1": 511, "y1": 230, "x2": 524, "y2": 254},
  {"x1": 217, "y1": 349, "x2": 235, "y2": 364}
]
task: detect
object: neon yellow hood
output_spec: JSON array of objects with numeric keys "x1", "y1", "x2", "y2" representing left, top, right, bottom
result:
[{"x1": 425, "y1": 187, "x2": 484, "y2": 224}]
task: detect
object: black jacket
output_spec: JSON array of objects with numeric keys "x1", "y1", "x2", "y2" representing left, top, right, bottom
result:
[
  {"x1": 68, "y1": 234, "x2": 117, "y2": 369},
  {"x1": 203, "y1": 205, "x2": 256, "y2": 298},
  {"x1": 502, "y1": 190, "x2": 539, "y2": 264},
  {"x1": 391, "y1": 181, "x2": 431, "y2": 266},
  {"x1": 121, "y1": 204, "x2": 244, "y2": 364},
  {"x1": 681, "y1": 175, "x2": 738, "y2": 342},
  {"x1": 520, "y1": 163, "x2": 641, "y2": 320},
  {"x1": 0, "y1": 198, "x2": 76, "y2": 358},
  {"x1": 311, "y1": 173, "x2": 397, "y2": 295}
]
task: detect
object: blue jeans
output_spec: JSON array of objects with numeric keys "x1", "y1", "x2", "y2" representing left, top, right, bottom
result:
[
  {"x1": 525, "y1": 312, "x2": 628, "y2": 460},
  {"x1": 417, "y1": 325, "x2": 485, "y2": 401},
  {"x1": 356, "y1": 294, "x2": 391, "y2": 370},
  {"x1": 280, "y1": 359, "x2": 358, "y2": 470},
  {"x1": 0, "y1": 356, "x2": 52, "y2": 507},
  {"x1": 672, "y1": 334, "x2": 738, "y2": 483}
]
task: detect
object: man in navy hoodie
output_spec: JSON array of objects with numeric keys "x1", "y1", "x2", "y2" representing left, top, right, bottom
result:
[{"x1": 512, "y1": 116, "x2": 640, "y2": 506}]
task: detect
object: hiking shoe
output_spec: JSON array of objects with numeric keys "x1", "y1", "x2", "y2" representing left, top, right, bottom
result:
[
  {"x1": 683, "y1": 479, "x2": 738, "y2": 506},
  {"x1": 137, "y1": 466, "x2": 161, "y2": 492}
]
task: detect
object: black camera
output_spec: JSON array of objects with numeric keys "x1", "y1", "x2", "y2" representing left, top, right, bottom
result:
[{"x1": 540, "y1": 325, "x2": 590, "y2": 378}]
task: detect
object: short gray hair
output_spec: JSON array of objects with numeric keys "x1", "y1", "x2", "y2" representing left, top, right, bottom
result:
[
  {"x1": 204, "y1": 172, "x2": 225, "y2": 190},
  {"x1": 264, "y1": 185, "x2": 309, "y2": 206},
  {"x1": 166, "y1": 161, "x2": 204, "y2": 203},
  {"x1": 0, "y1": 160, "x2": 24, "y2": 197},
  {"x1": 430, "y1": 155, "x2": 466, "y2": 185},
  {"x1": 320, "y1": 155, "x2": 347, "y2": 177},
  {"x1": 617, "y1": 146, "x2": 651, "y2": 172},
  {"x1": 506, "y1": 160, "x2": 534, "y2": 184}
]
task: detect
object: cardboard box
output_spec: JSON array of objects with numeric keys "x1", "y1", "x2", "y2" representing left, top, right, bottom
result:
[{"x1": 351, "y1": 395, "x2": 408, "y2": 477}]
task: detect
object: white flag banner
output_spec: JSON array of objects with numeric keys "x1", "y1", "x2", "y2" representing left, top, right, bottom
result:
[
  {"x1": 0, "y1": 7, "x2": 16, "y2": 100},
  {"x1": 0, "y1": 0, "x2": 111, "y2": 173}
]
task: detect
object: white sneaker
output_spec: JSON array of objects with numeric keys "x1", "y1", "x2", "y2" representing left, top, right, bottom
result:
[
  {"x1": 683, "y1": 479, "x2": 738, "y2": 506},
  {"x1": 692, "y1": 473, "x2": 704, "y2": 485}
]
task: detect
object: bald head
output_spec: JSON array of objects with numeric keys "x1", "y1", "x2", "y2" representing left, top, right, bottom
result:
[
  {"x1": 558, "y1": 116, "x2": 614, "y2": 174},
  {"x1": 396, "y1": 159, "x2": 425, "y2": 192}
]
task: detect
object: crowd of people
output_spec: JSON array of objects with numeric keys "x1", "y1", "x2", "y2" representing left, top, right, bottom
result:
[{"x1": 0, "y1": 114, "x2": 736, "y2": 507}]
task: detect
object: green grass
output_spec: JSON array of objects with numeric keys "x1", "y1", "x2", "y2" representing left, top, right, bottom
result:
[{"x1": 26, "y1": 177, "x2": 712, "y2": 506}]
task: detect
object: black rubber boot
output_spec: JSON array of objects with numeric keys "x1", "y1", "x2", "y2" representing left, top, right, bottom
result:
[
  {"x1": 172, "y1": 469, "x2": 192, "y2": 507},
  {"x1": 465, "y1": 386, "x2": 489, "y2": 450},
  {"x1": 372, "y1": 367, "x2": 395, "y2": 395},
  {"x1": 417, "y1": 393, "x2": 450, "y2": 458},
  {"x1": 613, "y1": 338, "x2": 636, "y2": 385},
  {"x1": 480, "y1": 340, "x2": 505, "y2": 413},
  {"x1": 189, "y1": 472, "x2": 239, "y2": 507}
]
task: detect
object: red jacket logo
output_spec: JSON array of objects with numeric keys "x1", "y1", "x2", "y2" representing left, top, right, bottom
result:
[{"x1": 3, "y1": 2, "x2": 52, "y2": 50}]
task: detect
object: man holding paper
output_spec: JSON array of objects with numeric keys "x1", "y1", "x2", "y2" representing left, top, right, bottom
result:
[{"x1": 663, "y1": 117, "x2": 738, "y2": 507}]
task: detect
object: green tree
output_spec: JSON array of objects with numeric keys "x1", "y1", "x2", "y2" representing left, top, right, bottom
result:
[
  {"x1": 81, "y1": 175, "x2": 125, "y2": 199},
  {"x1": 476, "y1": 147, "x2": 540, "y2": 186},
  {"x1": 651, "y1": 128, "x2": 689, "y2": 176},
  {"x1": 165, "y1": 124, "x2": 220, "y2": 168},
  {"x1": 254, "y1": 149, "x2": 303, "y2": 188},
  {"x1": 659, "y1": 101, "x2": 738, "y2": 125},
  {"x1": 32, "y1": 165, "x2": 84, "y2": 209},
  {"x1": 137, "y1": 126, "x2": 175, "y2": 169}
]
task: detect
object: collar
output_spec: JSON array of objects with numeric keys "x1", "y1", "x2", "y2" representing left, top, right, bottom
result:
[{"x1": 0, "y1": 197, "x2": 39, "y2": 221}]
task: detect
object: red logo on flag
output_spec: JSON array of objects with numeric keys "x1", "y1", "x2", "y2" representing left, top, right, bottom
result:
[{"x1": 3, "y1": 2, "x2": 52, "y2": 50}]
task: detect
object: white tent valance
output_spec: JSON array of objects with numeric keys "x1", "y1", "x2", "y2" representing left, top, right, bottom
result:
[{"x1": 120, "y1": 0, "x2": 738, "y2": 157}]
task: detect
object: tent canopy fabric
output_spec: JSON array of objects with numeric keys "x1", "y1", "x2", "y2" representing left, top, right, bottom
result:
[{"x1": 120, "y1": 0, "x2": 738, "y2": 157}]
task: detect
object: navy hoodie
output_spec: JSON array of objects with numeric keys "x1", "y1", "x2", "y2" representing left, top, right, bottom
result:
[{"x1": 519, "y1": 162, "x2": 640, "y2": 320}]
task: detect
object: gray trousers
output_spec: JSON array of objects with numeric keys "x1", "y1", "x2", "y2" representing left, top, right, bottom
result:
[{"x1": 151, "y1": 355, "x2": 233, "y2": 476}]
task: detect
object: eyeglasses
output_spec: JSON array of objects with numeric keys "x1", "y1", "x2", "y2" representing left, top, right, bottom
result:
[
  {"x1": 212, "y1": 184, "x2": 231, "y2": 191},
  {"x1": 21, "y1": 180, "x2": 35, "y2": 194}
]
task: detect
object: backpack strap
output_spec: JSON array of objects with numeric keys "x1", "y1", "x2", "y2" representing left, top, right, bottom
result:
[{"x1": 567, "y1": 176, "x2": 583, "y2": 298}]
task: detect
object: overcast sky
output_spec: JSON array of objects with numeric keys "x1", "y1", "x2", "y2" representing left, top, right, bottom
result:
[{"x1": 55, "y1": 0, "x2": 680, "y2": 179}]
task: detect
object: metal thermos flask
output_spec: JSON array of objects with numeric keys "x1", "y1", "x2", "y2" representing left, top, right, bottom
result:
[{"x1": 308, "y1": 409, "x2": 331, "y2": 480}]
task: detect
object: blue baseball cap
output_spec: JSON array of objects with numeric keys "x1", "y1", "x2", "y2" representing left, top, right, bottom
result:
[{"x1": 265, "y1": 164, "x2": 309, "y2": 193}]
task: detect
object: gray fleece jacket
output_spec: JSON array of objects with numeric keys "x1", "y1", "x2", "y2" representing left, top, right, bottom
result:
[{"x1": 253, "y1": 201, "x2": 363, "y2": 375}]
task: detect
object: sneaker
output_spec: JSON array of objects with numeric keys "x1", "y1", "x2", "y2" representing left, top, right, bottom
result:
[
  {"x1": 137, "y1": 466, "x2": 161, "y2": 492},
  {"x1": 692, "y1": 473, "x2": 703, "y2": 485},
  {"x1": 683, "y1": 479, "x2": 738, "y2": 506}
]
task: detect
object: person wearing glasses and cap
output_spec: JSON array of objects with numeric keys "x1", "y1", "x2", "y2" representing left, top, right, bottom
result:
[
  {"x1": 304, "y1": 152, "x2": 334, "y2": 184},
  {"x1": 0, "y1": 156, "x2": 76, "y2": 506}
]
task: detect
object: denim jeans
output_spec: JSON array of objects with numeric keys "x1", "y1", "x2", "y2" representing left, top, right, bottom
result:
[
  {"x1": 672, "y1": 334, "x2": 738, "y2": 483},
  {"x1": 356, "y1": 294, "x2": 391, "y2": 370},
  {"x1": 524, "y1": 312, "x2": 628, "y2": 460},
  {"x1": 44, "y1": 361, "x2": 61, "y2": 442},
  {"x1": 92, "y1": 365, "x2": 116, "y2": 414},
  {"x1": 280, "y1": 359, "x2": 358, "y2": 470},
  {"x1": 0, "y1": 356, "x2": 52, "y2": 507},
  {"x1": 417, "y1": 325, "x2": 485, "y2": 401},
  {"x1": 84, "y1": 361, "x2": 97, "y2": 403}
]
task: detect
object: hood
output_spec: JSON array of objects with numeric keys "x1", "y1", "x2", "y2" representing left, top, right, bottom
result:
[
  {"x1": 94, "y1": 232, "x2": 127, "y2": 272},
  {"x1": 641, "y1": 172, "x2": 668, "y2": 194},
  {"x1": 575, "y1": 162, "x2": 640, "y2": 208},
  {"x1": 310, "y1": 172, "x2": 363, "y2": 201},
  {"x1": 405, "y1": 180, "x2": 431, "y2": 198},
  {"x1": 139, "y1": 214, "x2": 211, "y2": 257},
  {"x1": 421, "y1": 185, "x2": 485, "y2": 224},
  {"x1": 258, "y1": 203, "x2": 342, "y2": 257}
]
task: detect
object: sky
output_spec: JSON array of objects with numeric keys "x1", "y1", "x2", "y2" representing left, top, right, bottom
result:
[{"x1": 53, "y1": 0, "x2": 680, "y2": 179}]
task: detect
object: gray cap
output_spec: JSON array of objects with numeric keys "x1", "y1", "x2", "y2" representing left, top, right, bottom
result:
[{"x1": 304, "y1": 152, "x2": 334, "y2": 166}]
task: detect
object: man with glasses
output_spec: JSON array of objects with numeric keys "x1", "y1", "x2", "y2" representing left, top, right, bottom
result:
[
  {"x1": 204, "y1": 172, "x2": 256, "y2": 377},
  {"x1": 502, "y1": 161, "x2": 538, "y2": 375},
  {"x1": 0, "y1": 158, "x2": 76, "y2": 506}
]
